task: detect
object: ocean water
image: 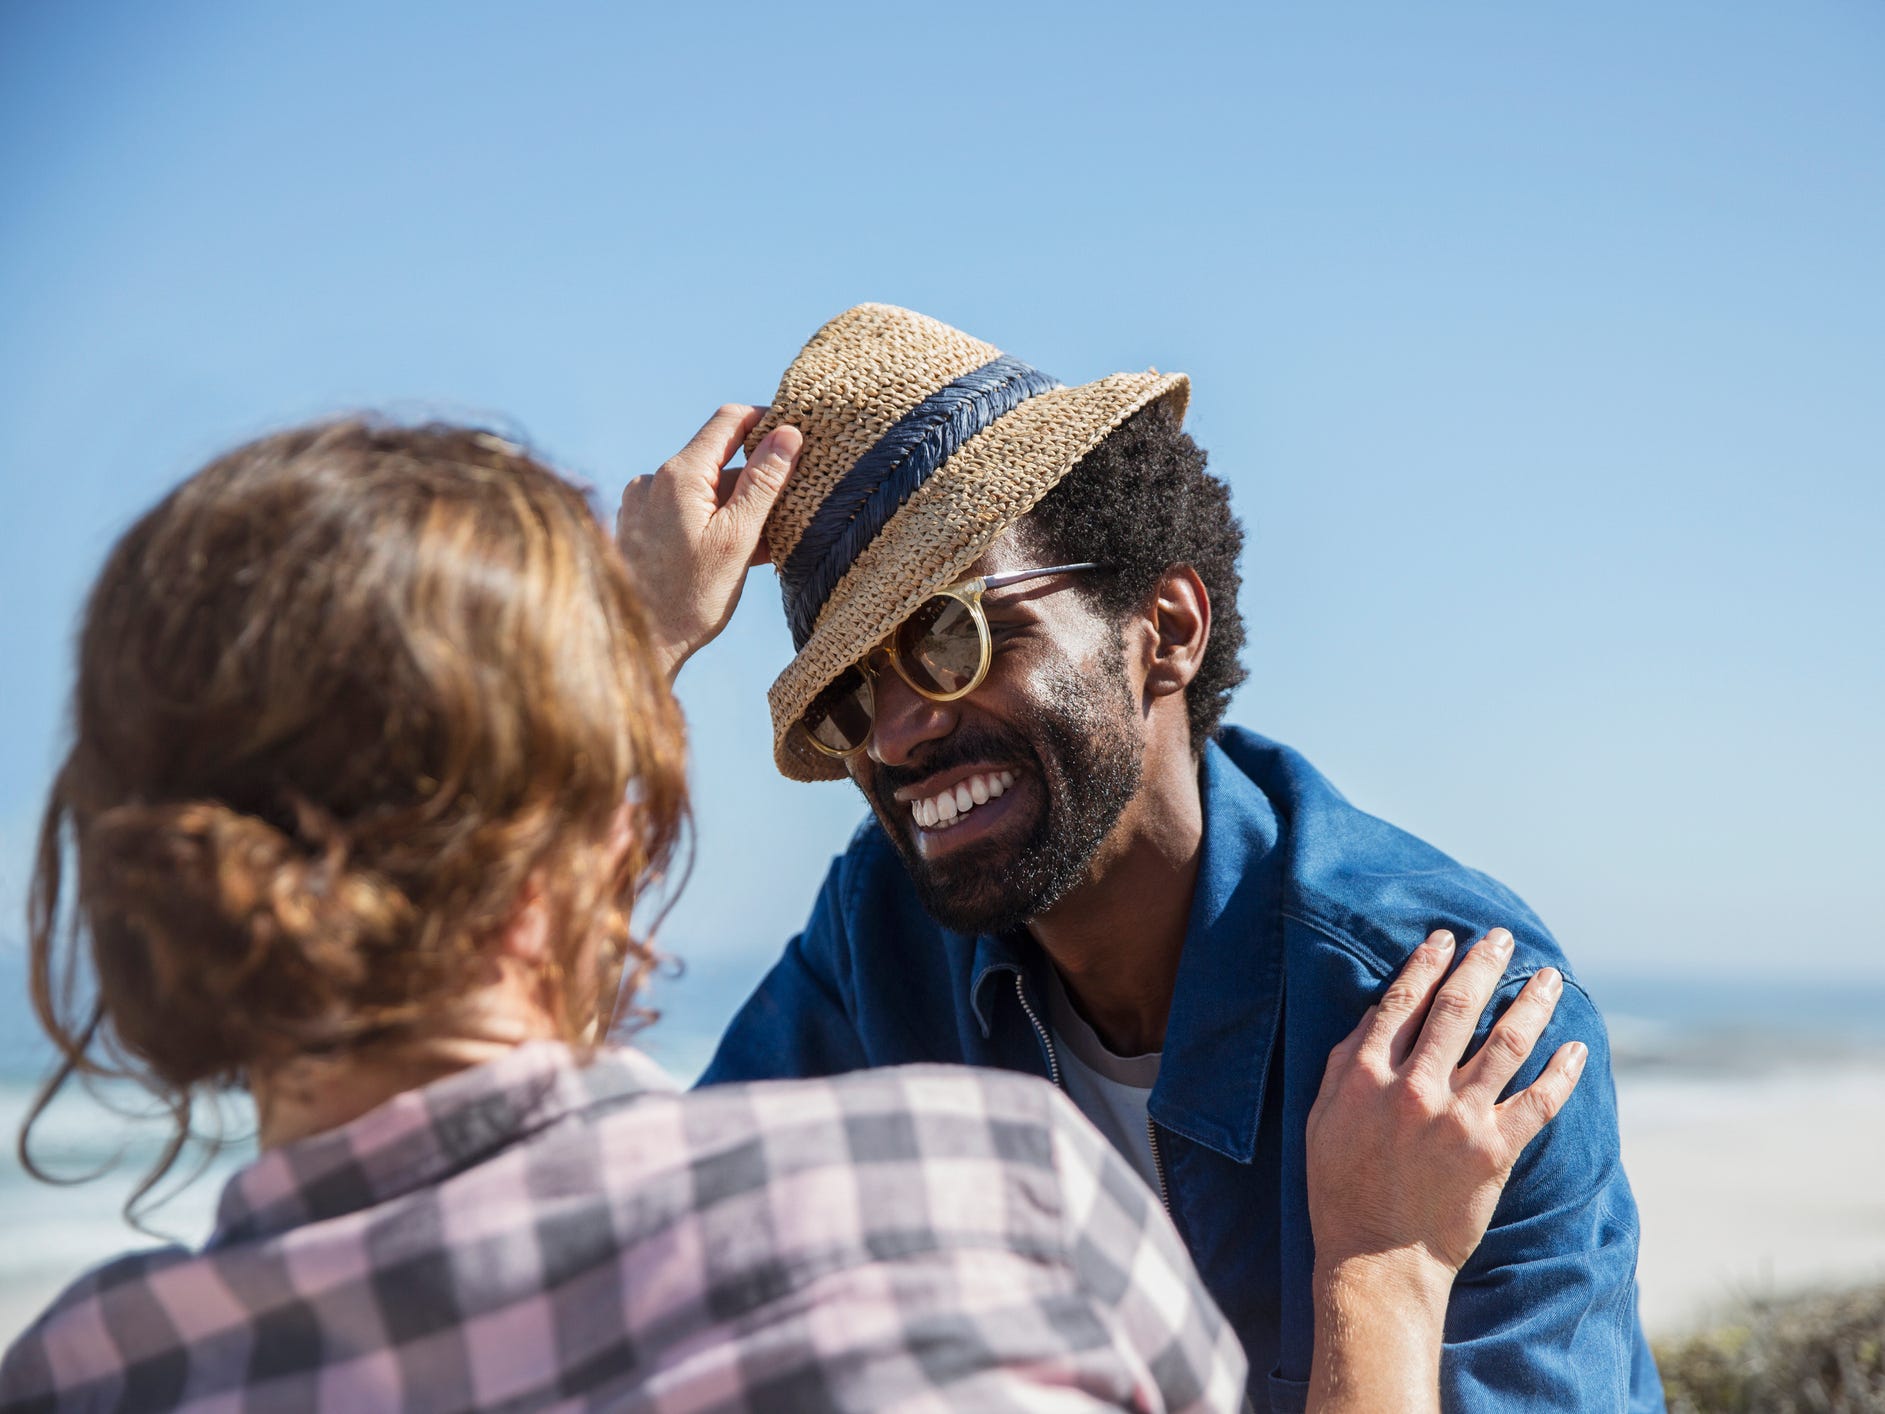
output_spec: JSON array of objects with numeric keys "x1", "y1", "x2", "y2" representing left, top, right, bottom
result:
[
  {"x1": 4, "y1": 955, "x2": 1883, "y2": 1346},
  {"x1": 1582, "y1": 970, "x2": 1885, "y2": 1076},
  {"x1": 0, "y1": 1076, "x2": 244, "y2": 1335}
]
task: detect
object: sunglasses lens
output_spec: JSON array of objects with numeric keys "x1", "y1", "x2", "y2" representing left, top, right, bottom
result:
[
  {"x1": 801, "y1": 666, "x2": 875, "y2": 755},
  {"x1": 894, "y1": 594, "x2": 984, "y2": 696}
]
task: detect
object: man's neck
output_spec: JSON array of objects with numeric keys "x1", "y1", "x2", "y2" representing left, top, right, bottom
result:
[{"x1": 1027, "y1": 751, "x2": 1205, "y2": 1056}]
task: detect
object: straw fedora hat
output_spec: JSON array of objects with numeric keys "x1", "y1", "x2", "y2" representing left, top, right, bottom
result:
[{"x1": 749, "y1": 303, "x2": 1189, "y2": 782}]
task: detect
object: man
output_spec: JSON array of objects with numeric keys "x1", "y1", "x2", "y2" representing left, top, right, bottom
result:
[{"x1": 621, "y1": 304, "x2": 1664, "y2": 1411}]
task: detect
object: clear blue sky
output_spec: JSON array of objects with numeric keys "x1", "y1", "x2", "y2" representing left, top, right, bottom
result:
[{"x1": 2, "y1": 1, "x2": 1880, "y2": 1073}]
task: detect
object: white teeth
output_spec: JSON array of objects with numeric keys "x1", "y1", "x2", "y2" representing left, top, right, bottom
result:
[{"x1": 911, "y1": 770, "x2": 1022, "y2": 831}]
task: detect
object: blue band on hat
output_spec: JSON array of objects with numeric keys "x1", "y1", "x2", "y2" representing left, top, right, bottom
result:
[{"x1": 782, "y1": 353, "x2": 1060, "y2": 649}]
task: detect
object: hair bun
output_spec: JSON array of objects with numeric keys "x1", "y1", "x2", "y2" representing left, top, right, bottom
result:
[{"x1": 80, "y1": 800, "x2": 414, "y2": 1081}]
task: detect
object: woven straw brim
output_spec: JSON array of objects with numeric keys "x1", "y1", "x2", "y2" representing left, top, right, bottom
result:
[{"x1": 766, "y1": 369, "x2": 1190, "y2": 781}]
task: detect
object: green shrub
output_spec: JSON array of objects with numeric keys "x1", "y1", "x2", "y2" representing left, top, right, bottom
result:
[{"x1": 1655, "y1": 1284, "x2": 1885, "y2": 1413}]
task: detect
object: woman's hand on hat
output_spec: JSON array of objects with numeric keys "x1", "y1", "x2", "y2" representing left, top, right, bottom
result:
[
  {"x1": 1302, "y1": 929, "x2": 1586, "y2": 1410},
  {"x1": 617, "y1": 405, "x2": 803, "y2": 682}
]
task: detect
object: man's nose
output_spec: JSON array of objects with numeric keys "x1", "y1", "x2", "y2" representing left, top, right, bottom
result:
[{"x1": 867, "y1": 669, "x2": 957, "y2": 767}]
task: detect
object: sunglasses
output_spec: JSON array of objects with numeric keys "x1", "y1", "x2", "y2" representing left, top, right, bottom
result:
[{"x1": 799, "y1": 562, "x2": 1107, "y2": 758}]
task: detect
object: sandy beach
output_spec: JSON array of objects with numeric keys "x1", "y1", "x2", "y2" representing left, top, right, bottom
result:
[{"x1": 1619, "y1": 1062, "x2": 1885, "y2": 1337}]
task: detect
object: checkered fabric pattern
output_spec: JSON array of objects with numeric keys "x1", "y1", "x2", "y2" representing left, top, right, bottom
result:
[{"x1": 2, "y1": 1043, "x2": 1245, "y2": 1412}]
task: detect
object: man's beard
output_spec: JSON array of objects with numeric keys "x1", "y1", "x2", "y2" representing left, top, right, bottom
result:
[{"x1": 862, "y1": 656, "x2": 1144, "y2": 936}]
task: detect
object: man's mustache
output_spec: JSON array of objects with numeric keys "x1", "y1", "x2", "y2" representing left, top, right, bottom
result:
[{"x1": 865, "y1": 723, "x2": 1036, "y2": 799}]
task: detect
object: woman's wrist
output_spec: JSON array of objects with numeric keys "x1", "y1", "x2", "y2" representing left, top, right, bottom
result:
[
  {"x1": 1307, "y1": 1250, "x2": 1453, "y2": 1414},
  {"x1": 1313, "y1": 1247, "x2": 1453, "y2": 1315}
]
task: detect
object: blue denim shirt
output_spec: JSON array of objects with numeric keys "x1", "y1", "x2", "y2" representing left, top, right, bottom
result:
[{"x1": 702, "y1": 729, "x2": 1665, "y2": 1412}]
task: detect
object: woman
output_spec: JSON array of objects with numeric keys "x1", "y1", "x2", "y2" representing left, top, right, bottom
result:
[{"x1": 3, "y1": 417, "x2": 1581, "y2": 1412}]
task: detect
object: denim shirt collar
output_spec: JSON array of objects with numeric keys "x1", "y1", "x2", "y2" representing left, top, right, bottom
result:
[{"x1": 969, "y1": 739, "x2": 1285, "y2": 1163}]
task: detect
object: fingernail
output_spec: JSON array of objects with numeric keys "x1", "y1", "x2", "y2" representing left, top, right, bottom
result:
[
  {"x1": 1538, "y1": 967, "x2": 1562, "y2": 997},
  {"x1": 763, "y1": 424, "x2": 803, "y2": 462},
  {"x1": 1567, "y1": 1041, "x2": 1588, "y2": 1076},
  {"x1": 1432, "y1": 930, "x2": 1455, "y2": 955},
  {"x1": 1490, "y1": 929, "x2": 1515, "y2": 958}
]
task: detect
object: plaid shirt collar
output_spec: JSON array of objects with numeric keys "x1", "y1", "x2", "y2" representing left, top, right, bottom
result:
[{"x1": 210, "y1": 1040, "x2": 675, "y2": 1247}]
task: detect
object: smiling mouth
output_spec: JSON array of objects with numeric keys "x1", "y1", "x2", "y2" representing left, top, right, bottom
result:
[{"x1": 908, "y1": 769, "x2": 1018, "y2": 832}]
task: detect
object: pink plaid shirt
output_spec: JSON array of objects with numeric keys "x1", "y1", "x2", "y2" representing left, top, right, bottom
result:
[{"x1": 2, "y1": 1042, "x2": 1246, "y2": 1411}]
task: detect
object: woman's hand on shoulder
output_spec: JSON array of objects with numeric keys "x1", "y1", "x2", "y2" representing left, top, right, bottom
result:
[
  {"x1": 1302, "y1": 929, "x2": 1586, "y2": 1412},
  {"x1": 1306, "y1": 927, "x2": 1587, "y2": 1305}
]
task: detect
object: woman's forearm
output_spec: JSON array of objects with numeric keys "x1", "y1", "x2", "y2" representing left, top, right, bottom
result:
[{"x1": 1306, "y1": 1252, "x2": 1452, "y2": 1414}]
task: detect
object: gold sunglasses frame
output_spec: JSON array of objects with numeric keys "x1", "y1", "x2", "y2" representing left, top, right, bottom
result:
[{"x1": 800, "y1": 562, "x2": 1105, "y2": 758}]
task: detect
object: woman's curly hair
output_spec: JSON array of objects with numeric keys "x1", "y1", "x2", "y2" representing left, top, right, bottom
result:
[
  {"x1": 24, "y1": 420, "x2": 690, "y2": 1222},
  {"x1": 1020, "y1": 398, "x2": 1248, "y2": 746}
]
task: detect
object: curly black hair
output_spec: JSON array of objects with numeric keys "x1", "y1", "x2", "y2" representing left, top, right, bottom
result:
[{"x1": 1017, "y1": 399, "x2": 1248, "y2": 749}]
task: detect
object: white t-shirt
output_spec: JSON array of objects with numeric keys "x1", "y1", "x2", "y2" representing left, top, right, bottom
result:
[{"x1": 1043, "y1": 965, "x2": 1163, "y2": 1195}]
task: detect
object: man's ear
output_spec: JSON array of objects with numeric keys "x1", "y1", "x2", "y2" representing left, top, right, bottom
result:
[{"x1": 1144, "y1": 564, "x2": 1211, "y2": 700}]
